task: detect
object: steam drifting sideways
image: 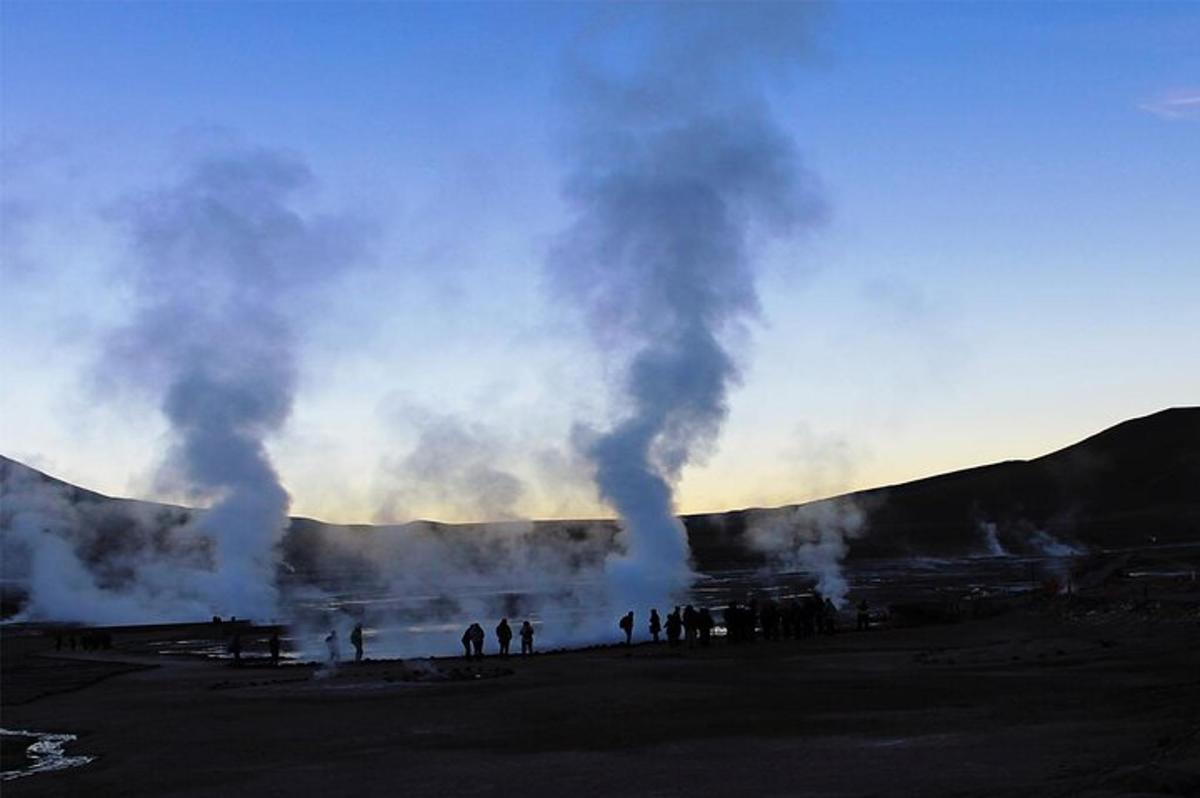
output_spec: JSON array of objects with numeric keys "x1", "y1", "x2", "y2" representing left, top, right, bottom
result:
[
  {"x1": 547, "y1": 6, "x2": 825, "y2": 615},
  {"x1": 9, "y1": 147, "x2": 364, "y2": 623}
]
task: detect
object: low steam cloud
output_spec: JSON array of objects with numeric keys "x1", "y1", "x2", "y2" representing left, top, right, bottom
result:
[
  {"x1": 747, "y1": 499, "x2": 867, "y2": 608},
  {"x1": 1, "y1": 459, "x2": 212, "y2": 623}
]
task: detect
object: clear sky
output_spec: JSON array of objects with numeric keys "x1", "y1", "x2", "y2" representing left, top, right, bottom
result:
[{"x1": 2, "y1": 1, "x2": 1197, "y2": 524}]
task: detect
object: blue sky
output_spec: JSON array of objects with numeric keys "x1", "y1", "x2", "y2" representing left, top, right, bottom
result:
[{"x1": 2, "y1": 1, "x2": 1197, "y2": 522}]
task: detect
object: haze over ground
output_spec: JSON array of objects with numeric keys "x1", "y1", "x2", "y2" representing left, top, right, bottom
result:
[{"x1": 2, "y1": 2, "x2": 1197, "y2": 526}]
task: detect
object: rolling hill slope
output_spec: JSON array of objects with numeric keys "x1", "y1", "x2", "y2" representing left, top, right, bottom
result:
[{"x1": 3, "y1": 407, "x2": 1197, "y2": 605}]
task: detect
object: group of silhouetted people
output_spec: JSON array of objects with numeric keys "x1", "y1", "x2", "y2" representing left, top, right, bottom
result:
[
  {"x1": 322, "y1": 622, "x2": 366, "y2": 665},
  {"x1": 225, "y1": 629, "x2": 284, "y2": 666},
  {"x1": 621, "y1": 594, "x2": 870, "y2": 647},
  {"x1": 638, "y1": 605, "x2": 716, "y2": 647},
  {"x1": 55, "y1": 631, "x2": 113, "y2": 652},
  {"x1": 726, "y1": 596, "x2": 840, "y2": 642},
  {"x1": 461, "y1": 618, "x2": 535, "y2": 660},
  {"x1": 213, "y1": 594, "x2": 870, "y2": 670}
]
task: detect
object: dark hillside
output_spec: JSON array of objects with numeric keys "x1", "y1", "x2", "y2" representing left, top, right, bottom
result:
[
  {"x1": 691, "y1": 407, "x2": 1200, "y2": 562},
  {"x1": 4, "y1": 408, "x2": 1198, "y2": 594}
]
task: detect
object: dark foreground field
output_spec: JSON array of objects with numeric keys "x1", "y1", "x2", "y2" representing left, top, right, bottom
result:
[{"x1": 4, "y1": 590, "x2": 1200, "y2": 797}]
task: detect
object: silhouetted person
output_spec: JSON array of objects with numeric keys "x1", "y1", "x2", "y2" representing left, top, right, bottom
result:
[
  {"x1": 665, "y1": 609, "x2": 682, "y2": 647},
  {"x1": 469, "y1": 623, "x2": 485, "y2": 659},
  {"x1": 496, "y1": 618, "x2": 513, "y2": 656},
  {"x1": 619, "y1": 611, "x2": 634, "y2": 646},
  {"x1": 856, "y1": 599, "x2": 870, "y2": 631},
  {"x1": 269, "y1": 631, "x2": 281, "y2": 665},
  {"x1": 350, "y1": 623, "x2": 364, "y2": 662},
  {"x1": 760, "y1": 599, "x2": 779, "y2": 641},
  {"x1": 325, "y1": 629, "x2": 341, "y2": 664},
  {"x1": 697, "y1": 608, "x2": 714, "y2": 646},
  {"x1": 683, "y1": 605, "x2": 697, "y2": 648},
  {"x1": 462, "y1": 626, "x2": 473, "y2": 659},
  {"x1": 802, "y1": 595, "x2": 821, "y2": 637},
  {"x1": 725, "y1": 603, "x2": 742, "y2": 643},
  {"x1": 228, "y1": 633, "x2": 243, "y2": 666},
  {"x1": 520, "y1": 621, "x2": 535, "y2": 655},
  {"x1": 822, "y1": 598, "x2": 837, "y2": 635},
  {"x1": 787, "y1": 601, "x2": 803, "y2": 640},
  {"x1": 649, "y1": 609, "x2": 662, "y2": 643}
]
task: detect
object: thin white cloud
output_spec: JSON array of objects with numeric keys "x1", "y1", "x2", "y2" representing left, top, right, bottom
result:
[{"x1": 1139, "y1": 88, "x2": 1200, "y2": 120}]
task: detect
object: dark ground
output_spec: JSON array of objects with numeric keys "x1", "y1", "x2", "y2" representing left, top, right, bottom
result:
[{"x1": 4, "y1": 580, "x2": 1200, "y2": 797}]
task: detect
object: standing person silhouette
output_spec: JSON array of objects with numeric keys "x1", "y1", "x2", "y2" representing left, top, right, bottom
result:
[
  {"x1": 325, "y1": 630, "x2": 340, "y2": 665},
  {"x1": 683, "y1": 605, "x2": 697, "y2": 648},
  {"x1": 649, "y1": 609, "x2": 662, "y2": 642},
  {"x1": 856, "y1": 599, "x2": 870, "y2": 631},
  {"x1": 619, "y1": 611, "x2": 634, "y2": 646},
  {"x1": 666, "y1": 608, "x2": 683, "y2": 647},
  {"x1": 520, "y1": 621, "x2": 535, "y2": 655},
  {"x1": 350, "y1": 623, "x2": 364, "y2": 662},
  {"x1": 469, "y1": 623, "x2": 485, "y2": 660},
  {"x1": 698, "y1": 608, "x2": 714, "y2": 646},
  {"x1": 496, "y1": 618, "x2": 513, "y2": 656}
]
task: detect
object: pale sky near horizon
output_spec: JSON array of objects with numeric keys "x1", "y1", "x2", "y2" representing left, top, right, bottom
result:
[{"x1": 2, "y1": 1, "x2": 1197, "y2": 525}]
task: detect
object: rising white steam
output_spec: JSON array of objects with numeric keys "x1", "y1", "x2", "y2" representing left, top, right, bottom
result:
[
  {"x1": 548, "y1": 5, "x2": 824, "y2": 616},
  {"x1": 1, "y1": 458, "x2": 214, "y2": 623},
  {"x1": 102, "y1": 146, "x2": 363, "y2": 620},
  {"x1": 1, "y1": 146, "x2": 369, "y2": 626},
  {"x1": 287, "y1": 517, "x2": 618, "y2": 658},
  {"x1": 1029, "y1": 529, "x2": 1084, "y2": 557},
  {"x1": 980, "y1": 521, "x2": 1009, "y2": 557},
  {"x1": 747, "y1": 499, "x2": 867, "y2": 608}
]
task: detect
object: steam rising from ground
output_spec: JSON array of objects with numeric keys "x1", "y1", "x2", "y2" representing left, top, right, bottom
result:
[
  {"x1": 287, "y1": 518, "x2": 618, "y2": 657},
  {"x1": 747, "y1": 499, "x2": 867, "y2": 608},
  {"x1": 104, "y1": 147, "x2": 361, "y2": 619},
  {"x1": 4, "y1": 8, "x2": 829, "y2": 643},
  {"x1": 1, "y1": 460, "x2": 212, "y2": 623},
  {"x1": 5, "y1": 147, "x2": 363, "y2": 622},
  {"x1": 980, "y1": 521, "x2": 1009, "y2": 557},
  {"x1": 549, "y1": 5, "x2": 823, "y2": 616}
]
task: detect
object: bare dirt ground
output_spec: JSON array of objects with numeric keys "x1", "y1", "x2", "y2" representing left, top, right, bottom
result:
[{"x1": 3, "y1": 590, "x2": 1200, "y2": 797}]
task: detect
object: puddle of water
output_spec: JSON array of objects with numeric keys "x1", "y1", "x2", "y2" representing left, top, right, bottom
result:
[{"x1": 0, "y1": 729, "x2": 94, "y2": 781}]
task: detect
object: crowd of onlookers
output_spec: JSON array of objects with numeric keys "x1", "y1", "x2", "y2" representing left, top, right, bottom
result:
[
  {"x1": 451, "y1": 593, "x2": 872, "y2": 661},
  {"x1": 460, "y1": 618, "x2": 536, "y2": 660},
  {"x1": 49, "y1": 594, "x2": 870, "y2": 666},
  {"x1": 621, "y1": 593, "x2": 862, "y2": 650}
]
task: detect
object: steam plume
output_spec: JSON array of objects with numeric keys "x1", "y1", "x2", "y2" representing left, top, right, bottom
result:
[
  {"x1": 548, "y1": 6, "x2": 823, "y2": 613},
  {"x1": 102, "y1": 146, "x2": 362, "y2": 619},
  {"x1": 748, "y1": 499, "x2": 866, "y2": 608}
]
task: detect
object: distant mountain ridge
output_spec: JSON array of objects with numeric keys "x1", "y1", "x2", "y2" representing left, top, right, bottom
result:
[
  {"x1": 699, "y1": 406, "x2": 1200, "y2": 563},
  {"x1": 3, "y1": 408, "x2": 1198, "y2": 590}
]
